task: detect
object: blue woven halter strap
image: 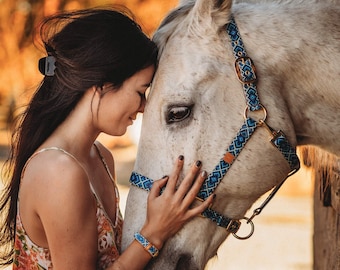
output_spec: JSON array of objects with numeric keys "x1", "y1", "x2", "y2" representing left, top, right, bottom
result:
[
  {"x1": 130, "y1": 16, "x2": 300, "y2": 237},
  {"x1": 227, "y1": 17, "x2": 261, "y2": 111}
]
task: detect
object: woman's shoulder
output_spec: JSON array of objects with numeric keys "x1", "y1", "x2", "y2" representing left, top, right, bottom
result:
[
  {"x1": 18, "y1": 147, "x2": 97, "y2": 239},
  {"x1": 23, "y1": 148, "x2": 87, "y2": 180},
  {"x1": 20, "y1": 148, "x2": 91, "y2": 201}
]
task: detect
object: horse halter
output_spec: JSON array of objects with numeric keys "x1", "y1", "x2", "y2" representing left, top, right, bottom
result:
[{"x1": 130, "y1": 16, "x2": 300, "y2": 240}]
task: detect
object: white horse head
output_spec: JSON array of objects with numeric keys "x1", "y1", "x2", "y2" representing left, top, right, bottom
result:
[{"x1": 122, "y1": 0, "x2": 340, "y2": 269}]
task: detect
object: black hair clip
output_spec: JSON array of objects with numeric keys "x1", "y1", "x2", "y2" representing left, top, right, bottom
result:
[{"x1": 38, "y1": 56, "x2": 56, "y2": 76}]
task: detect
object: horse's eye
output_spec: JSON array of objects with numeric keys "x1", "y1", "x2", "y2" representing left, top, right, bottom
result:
[{"x1": 166, "y1": 106, "x2": 192, "y2": 123}]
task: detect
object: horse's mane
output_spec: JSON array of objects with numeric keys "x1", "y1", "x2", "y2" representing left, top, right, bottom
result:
[
  {"x1": 152, "y1": 3, "x2": 194, "y2": 56},
  {"x1": 300, "y1": 146, "x2": 339, "y2": 205}
]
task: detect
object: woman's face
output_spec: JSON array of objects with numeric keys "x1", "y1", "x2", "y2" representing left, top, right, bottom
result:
[{"x1": 96, "y1": 65, "x2": 155, "y2": 136}]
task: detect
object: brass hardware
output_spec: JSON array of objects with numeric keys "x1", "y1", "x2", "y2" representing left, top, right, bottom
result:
[
  {"x1": 226, "y1": 219, "x2": 241, "y2": 234},
  {"x1": 234, "y1": 57, "x2": 257, "y2": 84},
  {"x1": 243, "y1": 105, "x2": 267, "y2": 122},
  {"x1": 232, "y1": 217, "x2": 255, "y2": 240}
]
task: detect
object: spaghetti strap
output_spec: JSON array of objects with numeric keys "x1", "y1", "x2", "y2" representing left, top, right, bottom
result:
[
  {"x1": 93, "y1": 142, "x2": 115, "y2": 182},
  {"x1": 93, "y1": 142, "x2": 121, "y2": 228},
  {"x1": 20, "y1": 147, "x2": 88, "y2": 181}
]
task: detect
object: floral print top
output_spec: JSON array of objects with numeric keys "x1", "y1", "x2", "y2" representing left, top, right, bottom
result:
[{"x1": 13, "y1": 144, "x2": 123, "y2": 270}]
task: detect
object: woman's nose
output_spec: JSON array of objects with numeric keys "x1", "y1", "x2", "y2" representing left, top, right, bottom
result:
[{"x1": 138, "y1": 96, "x2": 146, "y2": 113}]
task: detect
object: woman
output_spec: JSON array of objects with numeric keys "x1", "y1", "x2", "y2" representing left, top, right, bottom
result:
[{"x1": 0, "y1": 7, "x2": 214, "y2": 270}]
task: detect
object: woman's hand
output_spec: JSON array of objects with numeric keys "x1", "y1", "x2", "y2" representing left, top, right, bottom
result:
[{"x1": 139, "y1": 155, "x2": 214, "y2": 250}]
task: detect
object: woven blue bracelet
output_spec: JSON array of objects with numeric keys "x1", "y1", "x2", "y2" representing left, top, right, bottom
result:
[{"x1": 134, "y1": 232, "x2": 159, "y2": 258}]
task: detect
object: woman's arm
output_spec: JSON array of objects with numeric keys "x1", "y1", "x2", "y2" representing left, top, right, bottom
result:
[
  {"x1": 108, "y1": 156, "x2": 213, "y2": 270},
  {"x1": 27, "y1": 151, "x2": 211, "y2": 270}
]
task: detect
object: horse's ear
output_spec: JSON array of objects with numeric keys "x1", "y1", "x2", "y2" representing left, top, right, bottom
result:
[
  {"x1": 213, "y1": 0, "x2": 233, "y2": 27},
  {"x1": 192, "y1": 0, "x2": 232, "y2": 29}
]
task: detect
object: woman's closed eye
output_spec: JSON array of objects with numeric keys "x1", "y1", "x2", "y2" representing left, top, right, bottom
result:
[{"x1": 139, "y1": 87, "x2": 150, "y2": 99}]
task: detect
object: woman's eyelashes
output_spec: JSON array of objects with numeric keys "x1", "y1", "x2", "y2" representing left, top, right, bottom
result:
[{"x1": 138, "y1": 91, "x2": 146, "y2": 98}]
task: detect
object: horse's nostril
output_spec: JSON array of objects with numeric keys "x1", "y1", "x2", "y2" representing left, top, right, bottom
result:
[{"x1": 176, "y1": 254, "x2": 198, "y2": 270}]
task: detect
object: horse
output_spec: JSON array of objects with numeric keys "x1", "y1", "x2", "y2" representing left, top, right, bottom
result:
[{"x1": 122, "y1": 0, "x2": 340, "y2": 269}]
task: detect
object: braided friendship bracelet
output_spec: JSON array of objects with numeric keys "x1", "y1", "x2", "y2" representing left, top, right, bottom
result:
[{"x1": 134, "y1": 232, "x2": 159, "y2": 258}]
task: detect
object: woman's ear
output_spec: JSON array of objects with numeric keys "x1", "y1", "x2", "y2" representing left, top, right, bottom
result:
[
  {"x1": 98, "y1": 83, "x2": 115, "y2": 96},
  {"x1": 88, "y1": 85, "x2": 103, "y2": 119},
  {"x1": 92, "y1": 85, "x2": 107, "y2": 98}
]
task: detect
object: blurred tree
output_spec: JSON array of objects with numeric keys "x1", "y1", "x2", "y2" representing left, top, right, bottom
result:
[
  {"x1": 112, "y1": 0, "x2": 178, "y2": 34},
  {"x1": 0, "y1": 0, "x2": 87, "y2": 129}
]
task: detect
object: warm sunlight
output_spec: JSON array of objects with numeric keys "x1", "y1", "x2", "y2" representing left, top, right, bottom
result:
[{"x1": 1, "y1": 1, "x2": 338, "y2": 269}]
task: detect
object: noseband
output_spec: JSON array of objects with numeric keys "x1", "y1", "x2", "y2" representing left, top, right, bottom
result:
[{"x1": 130, "y1": 16, "x2": 300, "y2": 240}]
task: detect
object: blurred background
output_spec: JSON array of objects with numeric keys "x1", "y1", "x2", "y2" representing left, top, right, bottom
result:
[
  {"x1": 0, "y1": 0, "x2": 314, "y2": 269},
  {"x1": 0, "y1": 0, "x2": 178, "y2": 136}
]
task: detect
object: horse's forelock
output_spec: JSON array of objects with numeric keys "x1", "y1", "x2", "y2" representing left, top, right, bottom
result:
[
  {"x1": 153, "y1": 0, "x2": 232, "y2": 56},
  {"x1": 153, "y1": 4, "x2": 194, "y2": 55}
]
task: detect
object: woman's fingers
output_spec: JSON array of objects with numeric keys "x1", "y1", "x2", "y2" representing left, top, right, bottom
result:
[
  {"x1": 149, "y1": 176, "x2": 168, "y2": 199},
  {"x1": 175, "y1": 160, "x2": 202, "y2": 200},
  {"x1": 152, "y1": 156, "x2": 213, "y2": 212},
  {"x1": 144, "y1": 157, "x2": 216, "y2": 244},
  {"x1": 163, "y1": 155, "x2": 184, "y2": 193},
  {"x1": 150, "y1": 154, "x2": 185, "y2": 199},
  {"x1": 181, "y1": 169, "x2": 207, "y2": 207},
  {"x1": 185, "y1": 193, "x2": 215, "y2": 219}
]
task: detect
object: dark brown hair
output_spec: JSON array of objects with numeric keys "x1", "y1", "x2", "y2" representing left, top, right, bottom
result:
[{"x1": 0, "y1": 6, "x2": 158, "y2": 265}]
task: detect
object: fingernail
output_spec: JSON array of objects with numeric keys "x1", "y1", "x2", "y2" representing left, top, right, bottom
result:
[
  {"x1": 162, "y1": 175, "x2": 168, "y2": 179},
  {"x1": 195, "y1": 160, "x2": 202, "y2": 167},
  {"x1": 200, "y1": 170, "x2": 207, "y2": 178},
  {"x1": 178, "y1": 155, "x2": 184, "y2": 161}
]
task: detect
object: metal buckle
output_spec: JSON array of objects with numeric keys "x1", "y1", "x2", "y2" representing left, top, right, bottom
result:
[
  {"x1": 234, "y1": 56, "x2": 257, "y2": 84},
  {"x1": 244, "y1": 105, "x2": 267, "y2": 122},
  {"x1": 195, "y1": 197, "x2": 207, "y2": 218},
  {"x1": 226, "y1": 219, "x2": 241, "y2": 234},
  {"x1": 232, "y1": 217, "x2": 255, "y2": 240}
]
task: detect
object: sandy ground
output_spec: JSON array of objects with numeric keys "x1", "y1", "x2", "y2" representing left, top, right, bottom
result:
[{"x1": 0, "y1": 132, "x2": 314, "y2": 269}]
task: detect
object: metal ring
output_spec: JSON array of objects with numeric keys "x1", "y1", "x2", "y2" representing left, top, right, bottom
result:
[
  {"x1": 232, "y1": 217, "x2": 255, "y2": 240},
  {"x1": 243, "y1": 105, "x2": 267, "y2": 123}
]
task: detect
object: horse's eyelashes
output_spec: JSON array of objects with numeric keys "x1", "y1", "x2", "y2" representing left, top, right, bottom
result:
[{"x1": 166, "y1": 106, "x2": 192, "y2": 124}]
